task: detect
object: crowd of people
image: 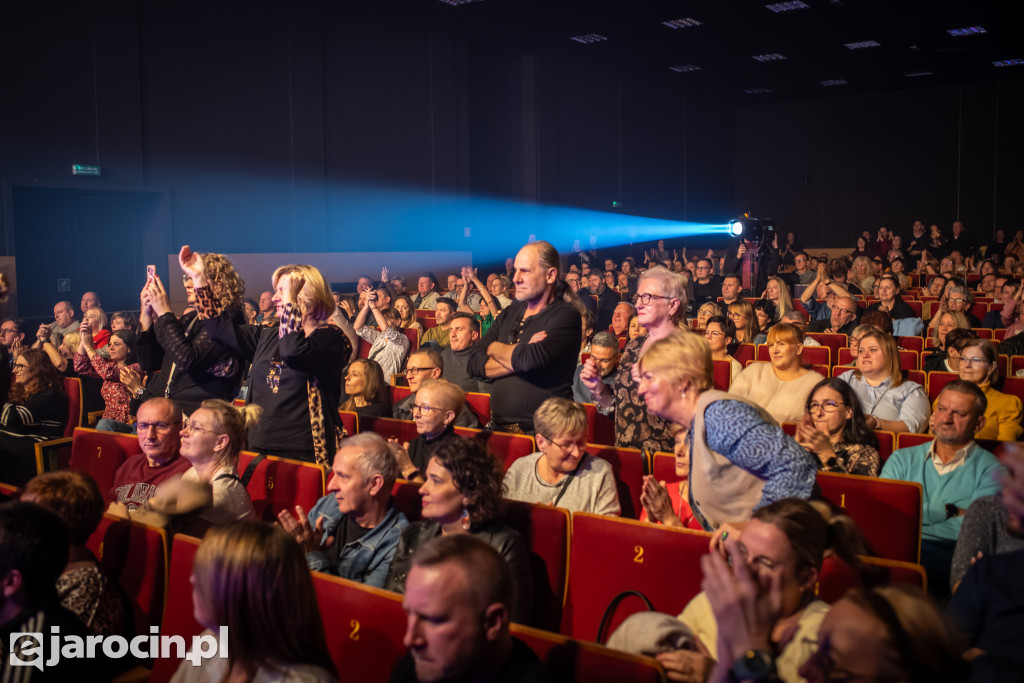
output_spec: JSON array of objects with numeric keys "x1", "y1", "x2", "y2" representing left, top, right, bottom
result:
[{"x1": 0, "y1": 222, "x2": 1022, "y2": 681}]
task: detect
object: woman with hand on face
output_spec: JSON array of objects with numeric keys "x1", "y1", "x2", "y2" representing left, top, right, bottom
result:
[
  {"x1": 953, "y1": 338, "x2": 1024, "y2": 441},
  {"x1": 73, "y1": 328, "x2": 140, "y2": 433},
  {"x1": 796, "y1": 378, "x2": 880, "y2": 476},
  {"x1": 502, "y1": 397, "x2": 620, "y2": 516},
  {"x1": 761, "y1": 276, "x2": 793, "y2": 322},
  {"x1": 729, "y1": 323, "x2": 825, "y2": 425},
  {"x1": 388, "y1": 378, "x2": 464, "y2": 483},
  {"x1": 181, "y1": 246, "x2": 351, "y2": 467},
  {"x1": 839, "y1": 330, "x2": 930, "y2": 434},
  {"x1": 640, "y1": 423, "x2": 701, "y2": 529},
  {"x1": 80, "y1": 307, "x2": 110, "y2": 356},
  {"x1": 385, "y1": 436, "x2": 533, "y2": 624}
]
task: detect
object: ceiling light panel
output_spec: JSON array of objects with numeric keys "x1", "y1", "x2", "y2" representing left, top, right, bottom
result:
[
  {"x1": 765, "y1": 1, "x2": 809, "y2": 13},
  {"x1": 844, "y1": 40, "x2": 881, "y2": 49},
  {"x1": 662, "y1": 18, "x2": 702, "y2": 29},
  {"x1": 569, "y1": 34, "x2": 608, "y2": 44}
]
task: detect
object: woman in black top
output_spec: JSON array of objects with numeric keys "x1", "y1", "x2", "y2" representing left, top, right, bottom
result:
[
  {"x1": 181, "y1": 246, "x2": 351, "y2": 468},
  {"x1": 0, "y1": 348, "x2": 68, "y2": 484},
  {"x1": 339, "y1": 359, "x2": 391, "y2": 419}
]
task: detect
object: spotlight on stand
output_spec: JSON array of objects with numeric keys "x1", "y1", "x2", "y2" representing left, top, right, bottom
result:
[{"x1": 727, "y1": 216, "x2": 778, "y2": 245}]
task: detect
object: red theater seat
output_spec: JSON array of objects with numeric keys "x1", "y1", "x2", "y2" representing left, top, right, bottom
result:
[
  {"x1": 149, "y1": 534, "x2": 203, "y2": 683},
  {"x1": 505, "y1": 501, "x2": 571, "y2": 631},
  {"x1": 464, "y1": 391, "x2": 492, "y2": 425},
  {"x1": 237, "y1": 452, "x2": 326, "y2": 522},
  {"x1": 67, "y1": 427, "x2": 143, "y2": 503},
  {"x1": 711, "y1": 359, "x2": 732, "y2": 390},
  {"x1": 512, "y1": 624, "x2": 666, "y2": 682},
  {"x1": 582, "y1": 445, "x2": 646, "y2": 519},
  {"x1": 338, "y1": 409, "x2": 359, "y2": 437},
  {"x1": 815, "y1": 555, "x2": 926, "y2": 603}
]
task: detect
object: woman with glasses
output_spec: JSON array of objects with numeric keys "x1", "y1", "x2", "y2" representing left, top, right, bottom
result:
[
  {"x1": 0, "y1": 348, "x2": 68, "y2": 485},
  {"x1": 929, "y1": 284, "x2": 980, "y2": 332},
  {"x1": 727, "y1": 299, "x2": 760, "y2": 344},
  {"x1": 138, "y1": 254, "x2": 247, "y2": 416},
  {"x1": 703, "y1": 315, "x2": 743, "y2": 380},
  {"x1": 954, "y1": 338, "x2": 1023, "y2": 441},
  {"x1": 175, "y1": 398, "x2": 259, "y2": 535},
  {"x1": 695, "y1": 301, "x2": 722, "y2": 331},
  {"x1": 180, "y1": 246, "x2": 351, "y2": 467},
  {"x1": 730, "y1": 323, "x2": 825, "y2": 425},
  {"x1": 580, "y1": 266, "x2": 686, "y2": 454},
  {"x1": 796, "y1": 378, "x2": 880, "y2": 476},
  {"x1": 386, "y1": 436, "x2": 533, "y2": 623},
  {"x1": 839, "y1": 330, "x2": 930, "y2": 434},
  {"x1": 503, "y1": 397, "x2": 619, "y2": 515}
]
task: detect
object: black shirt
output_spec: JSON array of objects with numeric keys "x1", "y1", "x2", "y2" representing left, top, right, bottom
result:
[{"x1": 389, "y1": 636, "x2": 549, "y2": 683}]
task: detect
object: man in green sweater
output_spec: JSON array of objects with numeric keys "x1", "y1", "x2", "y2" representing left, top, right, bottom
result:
[{"x1": 882, "y1": 379, "x2": 1006, "y2": 596}]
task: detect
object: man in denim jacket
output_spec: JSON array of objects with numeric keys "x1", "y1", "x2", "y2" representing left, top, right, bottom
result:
[{"x1": 278, "y1": 432, "x2": 408, "y2": 588}]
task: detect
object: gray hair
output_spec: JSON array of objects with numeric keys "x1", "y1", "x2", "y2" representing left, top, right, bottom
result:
[
  {"x1": 637, "y1": 266, "x2": 688, "y2": 322},
  {"x1": 591, "y1": 331, "x2": 620, "y2": 350},
  {"x1": 340, "y1": 432, "x2": 397, "y2": 490}
]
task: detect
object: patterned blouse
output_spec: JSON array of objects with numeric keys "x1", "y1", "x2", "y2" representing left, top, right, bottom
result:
[
  {"x1": 73, "y1": 353, "x2": 140, "y2": 423},
  {"x1": 57, "y1": 563, "x2": 130, "y2": 638},
  {"x1": 611, "y1": 338, "x2": 675, "y2": 454},
  {"x1": 819, "y1": 442, "x2": 881, "y2": 477}
]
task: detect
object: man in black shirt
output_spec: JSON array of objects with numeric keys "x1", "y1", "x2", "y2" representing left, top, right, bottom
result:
[
  {"x1": 946, "y1": 220, "x2": 977, "y2": 260},
  {"x1": 807, "y1": 296, "x2": 860, "y2": 335},
  {"x1": 584, "y1": 271, "x2": 619, "y2": 330},
  {"x1": 466, "y1": 241, "x2": 581, "y2": 432},
  {"x1": 691, "y1": 258, "x2": 720, "y2": 309}
]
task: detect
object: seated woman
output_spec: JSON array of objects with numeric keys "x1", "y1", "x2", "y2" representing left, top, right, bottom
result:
[
  {"x1": 635, "y1": 331, "x2": 816, "y2": 532},
  {"x1": 180, "y1": 520, "x2": 338, "y2": 682},
  {"x1": 762, "y1": 276, "x2": 794, "y2": 322},
  {"x1": 695, "y1": 302, "x2": 722, "y2": 331},
  {"x1": 704, "y1": 315, "x2": 743, "y2": 380},
  {"x1": 729, "y1": 323, "x2": 826, "y2": 425},
  {"x1": 839, "y1": 330, "x2": 930, "y2": 434},
  {"x1": 796, "y1": 378, "x2": 881, "y2": 476},
  {"x1": 176, "y1": 399, "x2": 258, "y2": 536},
  {"x1": 727, "y1": 299, "x2": 760, "y2": 345},
  {"x1": 502, "y1": 397, "x2": 620, "y2": 515},
  {"x1": 353, "y1": 292, "x2": 410, "y2": 382},
  {"x1": 929, "y1": 285, "x2": 980, "y2": 331},
  {"x1": 385, "y1": 436, "x2": 534, "y2": 624},
  {"x1": 74, "y1": 328, "x2": 140, "y2": 433},
  {"x1": 926, "y1": 273, "x2": 948, "y2": 298},
  {"x1": 923, "y1": 325, "x2": 975, "y2": 373},
  {"x1": 81, "y1": 307, "x2": 110, "y2": 356},
  {"x1": 631, "y1": 499, "x2": 869, "y2": 682},
  {"x1": 640, "y1": 423, "x2": 701, "y2": 529},
  {"x1": 953, "y1": 338, "x2": 1024, "y2": 441},
  {"x1": 628, "y1": 313, "x2": 647, "y2": 341},
  {"x1": 751, "y1": 299, "x2": 777, "y2": 344},
  {"x1": 340, "y1": 359, "x2": 391, "y2": 418},
  {"x1": 23, "y1": 471, "x2": 130, "y2": 638},
  {"x1": 0, "y1": 348, "x2": 68, "y2": 485},
  {"x1": 926, "y1": 310, "x2": 970, "y2": 358}
]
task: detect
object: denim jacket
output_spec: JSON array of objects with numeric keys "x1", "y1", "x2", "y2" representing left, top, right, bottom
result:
[{"x1": 305, "y1": 494, "x2": 409, "y2": 589}]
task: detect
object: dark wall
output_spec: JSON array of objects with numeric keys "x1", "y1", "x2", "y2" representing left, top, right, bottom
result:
[{"x1": 734, "y1": 79, "x2": 1024, "y2": 248}]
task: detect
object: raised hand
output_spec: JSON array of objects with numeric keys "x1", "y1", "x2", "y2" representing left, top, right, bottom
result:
[
  {"x1": 36, "y1": 323, "x2": 51, "y2": 345},
  {"x1": 146, "y1": 276, "x2": 172, "y2": 316},
  {"x1": 178, "y1": 245, "x2": 206, "y2": 285},
  {"x1": 277, "y1": 505, "x2": 333, "y2": 555}
]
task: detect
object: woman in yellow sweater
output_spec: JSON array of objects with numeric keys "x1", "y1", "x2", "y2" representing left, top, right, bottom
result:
[{"x1": 952, "y1": 338, "x2": 1023, "y2": 441}]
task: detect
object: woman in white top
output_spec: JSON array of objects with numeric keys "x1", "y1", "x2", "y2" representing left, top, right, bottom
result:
[
  {"x1": 729, "y1": 323, "x2": 825, "y2": 424},
  {"x1": 839, "y1": 329, "x2": 930, "y2": 434},
  {"x1": 179, "y1": 399, "x2": 258, "y2": 535}
]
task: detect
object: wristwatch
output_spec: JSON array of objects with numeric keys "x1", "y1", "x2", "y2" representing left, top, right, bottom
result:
[
  {"x1": 729, "y1": 649, "x2": 777, "y2": 683},
  {"x1": 134, "y1": 387, "x2": 146, "y2": 399}
]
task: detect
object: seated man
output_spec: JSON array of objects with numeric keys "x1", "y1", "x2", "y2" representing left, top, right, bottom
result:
[
  {"x1": 864, "y1": 274, "x2": 923, "y2": 337},
  {"x1": 609, "y1": 301, "x2": 634, "y2": 342},
  {"x1": 779, "y1": 309, "x2": 820, "y2": 346},
  {"x1": 572, "y1": 331, "x2": 619, "y2": 407},
  {"x1": 719, "y1": 274, "x2": 747, "y2": 306},
  {"x1": 441, "y1": 313, "x2": 486, "y2": 394},
  {"x1": 391, "y1": 534, "x2": 548, "y2": 683},
  {"x1": 807, "y1": 295, "x2": 859, "y2": 335},
  {"x1": 108, "y1": 398, "x2": 192, "y2": 509},
  {"x1": 983, "y1": 277, "x2": 1017, "y2": 329},
  {"x1": 691, "y1": 258, "x2": 721, "y2": 308},
  {"x1": 277, "y1": 432, "x2": 409, "y2": 588},
  {"x1": 800, "y1": 262, "x2": 852, "y2": 322},
  {"x1": 420, "y1": 297, "x2": 456, "y2": 349},
  {"x1": 881, "y1": 380, "x2": 1005, "y2": 594},
  {"x1": 394, "y1": 349, "x2": 479, "y2": 428},
  {"x1": 412, "y1": 273, "x2": 441, "y2": 310},
  {"x1": 33, "y1": 300, "x2": 78, "y2": 349}
]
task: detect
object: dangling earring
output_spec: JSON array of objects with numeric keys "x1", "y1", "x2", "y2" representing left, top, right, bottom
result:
[{"x1": 460, "y1": 508, "x2": 471, "y2": 531}]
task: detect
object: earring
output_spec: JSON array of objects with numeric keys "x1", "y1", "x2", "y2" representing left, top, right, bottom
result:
[{"x1": 460, "y1": 508, "x2": 471, "y2": 532}]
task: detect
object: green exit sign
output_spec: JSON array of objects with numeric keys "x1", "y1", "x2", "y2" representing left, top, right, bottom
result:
[{"x1": 72, "y1": 164, "x2": 101, "y2": 176}]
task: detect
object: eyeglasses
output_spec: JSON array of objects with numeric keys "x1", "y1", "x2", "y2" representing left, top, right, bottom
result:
[
  {"x1": 959, "y1": 356, "x2": 990, "y2": 367},
  {"x1": 405, "y1": 367, "x2": 437, "y2": 375},
  {"x1": 0, "y1": 328, "x2": 17, "y2": 335},
  {"x1": 182, "y1": 422, "x2": 221, "y2": 436},
  {"x1": 182, "y1": 274, "x2": 193, "y2": 286},
  {"x1": 948, "y1": 297, "x2": 967, "y2": 305},
  {"x1": 412, "y1": 402, "x2": 443, "y2": 415},
  {"x1": 137, "y1": 421, "x2": 178, "y2": 434},
  {"x1": 835, "y1": 308, "x2": 856, "y2": 317},
  {"x1": 545, "y1": 435, "x2": 587, "y2": 453},
  {"x1": 703, "y1": 330, "x2": 724, "y2": 338},
  {"x1": 12, "y1": 362, "x2": 28, "y2": 371},
  {"x1": 632, "y1": 293, "x2": 674, "y2": 306},
  {"x1": 808, "y1": 400, "x2": 844, "y2": 413}
]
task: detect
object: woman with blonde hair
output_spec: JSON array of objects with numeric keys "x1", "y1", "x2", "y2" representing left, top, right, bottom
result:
[
  {"x1": 181, "y1": 247, "x2": 352, "y2": 467},
  {"x1": 729, "y1": 323, "x2": 826, "y2": 424},
  {"x1": 695, "y1": 302, "x2": 722, "y2": 331},
  {"x1": 839, "y1": 329, "x2": 929, "y2": 434},
  {"x1": 727, "y1": 299, "x2": 760, "y2": 344},
  {"x1": 929, "y1": 309, "x2": 970, "y2": 351},
  {"x1": 174, "y1": 399, "x2": 260, "y2": 535},
  {"x1": 80, "y1": 306, "x2": 110, "y2": 354},
  {"x1": 762, "y1": 276, "x2": 794, "y2": 322},
  {"x1": 178, "y1": 520, "x2": 338, "y2": 681},
  {"x1": 850, "y1": 255, "x2": 874, "y2": 293},
  {"x1": 635, "y1": 331, "x2": 816, "y2": 533}
]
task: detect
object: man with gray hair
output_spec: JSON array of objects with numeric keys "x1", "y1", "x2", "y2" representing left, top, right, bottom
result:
[
  {"x1": 277, "y1": 432, "x2": 408, "y2": 587},
  {"x1": 573, "y1": 331, "x2": 619, "y2": 407}
]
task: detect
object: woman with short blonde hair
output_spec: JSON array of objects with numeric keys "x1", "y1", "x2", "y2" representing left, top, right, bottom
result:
[{"x1": 839, "y1": 330, "x2": 929, "y2": 433}]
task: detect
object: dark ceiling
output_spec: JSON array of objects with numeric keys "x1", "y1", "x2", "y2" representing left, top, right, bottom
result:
[{"x1": 354, "y1": 0, "x2": 1024, "y2": 104}]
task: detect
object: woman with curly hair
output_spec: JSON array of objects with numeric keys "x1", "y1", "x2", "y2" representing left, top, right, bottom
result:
[
  {"x1": 385, "y1": 436, "x2": 533, "y2": 623},
  {"x1": 136, "y1": 252, "x2": 248, "y2": 416},
  {"x1": 0, "y1": 348, "x2": 67, "y2": 484},
  {"x1": 181, "y1": 247, "x2": 352, "y2": 468}
]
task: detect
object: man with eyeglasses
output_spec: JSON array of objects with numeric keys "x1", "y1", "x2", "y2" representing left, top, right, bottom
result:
[
  {"x1": 108, "y1": 398, "x2": 191, "y2": 511},
  {"x1": 564, "y1": 271, "x2": 581, "y2": 295},
  {"x1": 800, "y1": 262, "x2": 853, "y2": 323},
  {"x1": 882, "y1": 380, "x2": 1005, "y2": 595},
  {"x1": 691, "y1": 258, "x2": 720, "y2": 311},
  {"x1": 864, "y1": 274, "x2": 924, "y2": 337},
  {"x1": 807, "y1": 295, "x2": 859, "y2": 335},
  {"x1": 792, "y1": 252, "x2": 815, "y2": 285},
  {"x1": 573, "y1": 331, "x2": 619, "y2": 407},
  {"x1": 393, "y1": 348, "x2": 479, "y2": 428}
]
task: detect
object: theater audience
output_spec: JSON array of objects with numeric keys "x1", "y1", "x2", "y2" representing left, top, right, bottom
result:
[
  {"x1": 930, "y1": 285, "x2": 981, "y2": 330},
  {"x1": 796, "y1": 378, "x2": 880, "y2": 476},
  {"x1": 22, "y1": 471, "x2": 130, "y2": 638},
  {"x1": 838, "y1": 330, "x2": 929, "y2": 434},
  {"x1": 503, "y1": 398, "x2": 619, "y2": 515},
  {"x1": 864, "y1": 274, "x2": 924, "y2": 336},
  {"x1": 390, "y1": 379, "x2": 464, "y2": 482},
  {"x1": 730, "y1": 323, "x2": 825, "y2": 425},
  {"x1": 581, "y1": 266, "x2": 684, "y2": 454},
  {"x1": 386, "y1": 437, "x2": 533, "y2": 624},
  {"x1": 954, "y1": 338, "x2": 1024, "y2": 441},
  {"x1": 178, "y1": 520, "x2": 338, "y2": 682},
  {"x1": 74, "y1": 328, "x2": 140, "y2": 432},
  {"x1": 636, "y1": 331, "x2": 816, "y2": 532},
  {"x1": 806, "y1": 296, "x2": 858, "y2": 335},
  {"x1": 353, "y1": 290, "x2": 410, "y2": 381},
  {"x1": 0, "y1": 348, "x2": 68, "y2": 485},
  {"x1": 393, "y1": 350, "x2": 479, "y2": 428},
  {"x1": 340, "y1": 359, "x2": 392, "y2": 419},
  {"x1": 882, "y1": 380, "x2": 1005, "y2": 594},
  {"x1": 572, "y1": 331, "x2": 618, "y2": 406}
]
